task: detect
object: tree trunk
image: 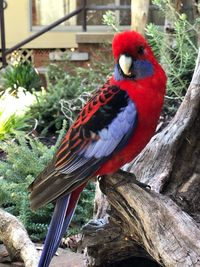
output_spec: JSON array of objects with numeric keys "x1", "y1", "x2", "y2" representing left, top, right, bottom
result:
[
  {"x1": 0, "y1": 208, "x2": 39, "y2": 267},
  {"x1": 131, "y1": 0, "x2": 150, "y2": 35},
  {"x1": 81, "y1": 49, "x2": 200, "y2": 267}
]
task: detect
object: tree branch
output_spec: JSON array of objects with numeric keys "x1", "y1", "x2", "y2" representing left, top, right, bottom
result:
[
  {"x1": 99, "y1": 173, "x2": 200, "y2": 267},
  {"x1": 0, "y1": 209, "x2": 39, "y2": 267}
]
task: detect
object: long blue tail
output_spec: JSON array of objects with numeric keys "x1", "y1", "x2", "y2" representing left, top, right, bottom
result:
[
  {"x1": 38, "y1": 195, "x2": 70, "y2": 267},
  {"x1": 38, "y1": 185, "x2": 85, "y2": 267}
]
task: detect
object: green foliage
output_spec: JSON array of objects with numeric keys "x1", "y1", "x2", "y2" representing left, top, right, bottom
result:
[
  {"x1": 0, "y1": 88, "x2": 36, "y2": 140},
  {"x1": 28, "y1": 62, "x2": 112, "y2": 134},
  {"x1": 28, "y1": 69, "x2": 91, "y2": 134},
  {"x1": 2, "y1": 62, "x2": 41, "y2": 92},
  {"x1": 0, "y1": 129, "x2": 95, "y2": 240},
  {"x1": 146, "y1": 0, "x2": 199, "y2": 100},
  {"x1": 0, "y1": 134, "x2": 55, "y2": 241}
]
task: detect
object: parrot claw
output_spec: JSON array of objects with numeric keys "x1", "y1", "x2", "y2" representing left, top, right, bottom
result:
[
  {"x1": 114, "y1": 169, "x2": 151, "y2": 190},
  {"x1": 97, "y1": 172, "x2": 151, "y2": 191}
]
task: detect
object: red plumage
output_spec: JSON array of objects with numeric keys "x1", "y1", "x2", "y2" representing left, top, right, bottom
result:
[
  {"x1": 98, "y1": 31, "x2": 166, "y2": 174},
  {"x1": 113, "y1": 31, "x2": 149, "y2": 60}
]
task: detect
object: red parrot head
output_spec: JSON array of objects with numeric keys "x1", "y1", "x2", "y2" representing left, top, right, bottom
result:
[{"x1": 112, "y1": 31, "x2": 160, "y2": 81}]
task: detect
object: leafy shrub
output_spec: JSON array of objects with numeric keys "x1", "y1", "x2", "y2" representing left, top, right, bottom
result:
[
  {"x1": 146, "y1": 0, "x2": 199, "y2": 102},
  {"x1": 28, "y1": 71, "x2": 91, "y2": 135},
  {"x1": 0, "y1": 129, "x2": 95, "y2": 241},
  {"x1": 2, "y1": 62, "x2": 41, "y2": 92},
  {"x1": 0, "y1": 134, "x2": 54, "y2": 241}
]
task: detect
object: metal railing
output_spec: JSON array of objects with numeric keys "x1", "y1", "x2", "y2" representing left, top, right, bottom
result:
[
  {"x1": 0, "y1": 0, "x2": 6, "y2": 67},
  {"x1": 0, "y1": 0, "x2": 131, "y2": 68}
]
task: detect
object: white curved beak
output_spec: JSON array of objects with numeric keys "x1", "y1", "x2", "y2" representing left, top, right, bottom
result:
[{"x1": 119, "y1": 55, "x2": 132, "y2": 76}]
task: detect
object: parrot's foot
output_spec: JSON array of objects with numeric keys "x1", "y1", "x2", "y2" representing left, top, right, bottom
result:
[
  {"x1": 97, "y1": 171, "x2": 151, "y2": 192},
  {"x1": 114, "y1": 169, "x2": 151, "y2": 190}
]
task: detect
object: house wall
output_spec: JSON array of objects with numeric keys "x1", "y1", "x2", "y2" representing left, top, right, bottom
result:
[{"x1": 3, "y1": 0, "x2": 77, "y2": 49}]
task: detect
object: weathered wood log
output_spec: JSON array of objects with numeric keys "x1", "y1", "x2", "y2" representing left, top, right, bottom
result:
[
  {"x1": 0, "y1": 208, "x2": 39, "y2": 267},
  {"x1": 81, "y1": 49, "x2": 200, "y2": 267}
]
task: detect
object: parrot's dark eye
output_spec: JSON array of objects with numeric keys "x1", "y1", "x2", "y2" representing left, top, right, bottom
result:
[{"x1": 137, "y1": 46, "x2": 145, "y2": 55}]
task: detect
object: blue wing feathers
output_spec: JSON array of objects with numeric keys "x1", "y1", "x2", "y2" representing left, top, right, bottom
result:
[{"x1": 82, "y1": 98, "x2": 137, "y2": 159}]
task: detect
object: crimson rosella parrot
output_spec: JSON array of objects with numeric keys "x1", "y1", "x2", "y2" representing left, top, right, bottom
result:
[{"x1": 29, "y1": 31, "x2": 166, "y2": 267}]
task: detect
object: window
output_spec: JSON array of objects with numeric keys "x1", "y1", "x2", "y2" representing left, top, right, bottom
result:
[
  {"x1": 77, "y1": 0, "x2": 131, "y2": 26},
  {"x1": 31, "y1": 0, "x2": 131, "y2": 31},
  {"x1": 32, "y1": 0, "x2": 77, "y2": 27}
]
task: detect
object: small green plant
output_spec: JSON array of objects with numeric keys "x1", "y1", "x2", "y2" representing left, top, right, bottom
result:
[
  {"x1": 0, "y1": 127, "x2": 95, "y2": 241},
  {"x1": 102, "y1": 10, "x2": 119, "y2": 32},
  {"x1": 0, "y1": 88, "x2": 36, "y2": 140},
  {"x1": 2, "y1": 62, "x2": 41, "y2": 92}
]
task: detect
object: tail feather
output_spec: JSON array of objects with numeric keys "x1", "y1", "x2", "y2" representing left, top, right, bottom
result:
[
  {"x1": 52, "y1": 187, "x2": 83, "y2": 256},
  {"x1": 38, "y1": 195, "x2": 70, "y2": 267},
  {"x1": 38, "y1": 183, "x2": 86, "y2": 267}
]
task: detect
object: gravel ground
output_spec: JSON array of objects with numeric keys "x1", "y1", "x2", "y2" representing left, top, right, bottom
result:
[{"x1": 0, "y1": 245, "x2": 85, "y2": 267}]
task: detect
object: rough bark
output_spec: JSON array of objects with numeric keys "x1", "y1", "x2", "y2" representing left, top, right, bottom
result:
[
  {"x1": 0, "y1": 208, "x2": 39, "y2": 267},
  {"x1": 81, "y1": 50, "x2": 200, "y2": 267}
]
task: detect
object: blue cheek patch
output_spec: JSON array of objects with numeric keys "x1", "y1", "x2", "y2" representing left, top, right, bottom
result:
[
  {"x1": 133, "y1": 60, "x2": 154, "y2": 80},
  {"x1": 114, "y1": 64, "x2": 123, "y2": 81},
  {"x1": 114, "y1": 60, "x2": 154, "y2": 81}
]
